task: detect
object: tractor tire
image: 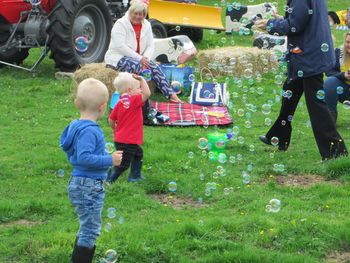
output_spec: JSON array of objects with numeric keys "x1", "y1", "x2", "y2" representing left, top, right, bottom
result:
[
  {"x1": 149, "y1": 19, "x2": 167, "y2": 39},
  {"x1": 47, "y1": 0, "x2": 112, "y2": 72},
  {"x1": 187, "y1": 28, "x2": 203, "y2": 43},
  {"x1": 0, "y1": 17, "x2": 29, "y2": 67}
]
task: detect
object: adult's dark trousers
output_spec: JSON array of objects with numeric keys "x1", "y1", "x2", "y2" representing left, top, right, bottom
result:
[
  {"x1": 106, "y1": 143, "x2": 143, "y2": 183},
  {"x1": 265, "y1": 74, "x2": 348, "y2": 160}
]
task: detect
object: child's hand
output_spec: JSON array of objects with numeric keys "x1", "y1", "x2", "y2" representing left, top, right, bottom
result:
[
  {"x1": 132, "y1": 74, "x2": 142, "y2": 81},
  {"x1": 112, "y1": 151, "x2": 123, "y2": 166}
]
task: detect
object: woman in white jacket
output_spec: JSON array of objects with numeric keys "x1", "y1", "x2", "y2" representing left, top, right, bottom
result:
[{"x1": 104, "y1": 0, "x2": 182, "y2": 103}]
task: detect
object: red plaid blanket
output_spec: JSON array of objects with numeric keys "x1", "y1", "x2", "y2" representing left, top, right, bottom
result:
[{"x1": 149, "y1": 101, "x2": 233, "y2": 126}]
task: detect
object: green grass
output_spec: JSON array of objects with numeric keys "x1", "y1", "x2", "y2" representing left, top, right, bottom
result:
[{"x1": 1, "y1": 0, "x2": 350, "y2": 262}]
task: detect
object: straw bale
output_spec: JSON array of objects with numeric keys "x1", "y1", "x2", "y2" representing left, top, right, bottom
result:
[
  {"x1": 73, "y1": 63, "x2": 118, "y2": 98},
  {"x1": 197, "y1": 46, "x2": 278, "y2": 79}
]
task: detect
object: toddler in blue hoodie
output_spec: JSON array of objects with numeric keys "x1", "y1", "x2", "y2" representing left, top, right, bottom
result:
[{"x1": 60, "y1": 78, "x2": 123, "y2": 263}]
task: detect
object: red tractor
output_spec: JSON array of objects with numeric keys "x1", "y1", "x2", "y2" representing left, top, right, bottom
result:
[
  {"x1": 0, "y1": 0, "x2": 223, "y2": 72},
  {"x1": 0, "y1": 0, "x2": 121, "y2": 71}
]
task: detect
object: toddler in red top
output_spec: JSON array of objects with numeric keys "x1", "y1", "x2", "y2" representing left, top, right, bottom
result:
[{"x1": 107, "y1": 72, "x2": 151, "y2": 183}]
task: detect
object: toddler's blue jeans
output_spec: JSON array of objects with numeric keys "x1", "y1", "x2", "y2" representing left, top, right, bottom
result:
[{"x1": 68, "y1": 176, "x2": 105, "y2": 248}]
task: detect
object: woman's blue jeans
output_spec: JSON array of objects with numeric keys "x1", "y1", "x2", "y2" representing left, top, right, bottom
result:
[
  {"x1": 68, "y1": 176, "x2": 105, "y2": 248},
  {"x1": 324, "y1": 76, "x2": 350, "y2": 113}
]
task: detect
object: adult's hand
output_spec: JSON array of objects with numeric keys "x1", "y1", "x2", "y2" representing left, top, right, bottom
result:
[
  {"x1": 170, "y1": 93, "x2": 183, "y2": 103},
  {"x1": 140, "y1": 57, "x2": 151, "y2": 69},
  {"x1": 254, "y1": 19, "x2": 268, "y2": 30}
]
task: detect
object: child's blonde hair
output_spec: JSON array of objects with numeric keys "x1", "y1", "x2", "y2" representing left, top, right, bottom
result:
[
  {"x1": 342, "y1": 32, "x2": 350, "y2": 65},
  {"x1": 113, "y1": 72, "x2": 140, "y2": 94},
  {"x1": 75, "y1": 78, "x2": 109, "y2": 112}
]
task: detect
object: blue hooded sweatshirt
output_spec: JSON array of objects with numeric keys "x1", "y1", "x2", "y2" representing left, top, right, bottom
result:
[
  {"x1": 60, "y1": 119, "x2": 112, "y2": 180},
  {"x1": 267, "y1": 0, "x2": 335, "y2": 81}
]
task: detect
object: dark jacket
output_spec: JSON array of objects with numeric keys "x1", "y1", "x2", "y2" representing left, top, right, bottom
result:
[
  {"x1": 267, "y1": 0, "x2": 335, "y2": 80},
  {"x1": 326, "y1": 48, "x2": 347, "y2": 81}
]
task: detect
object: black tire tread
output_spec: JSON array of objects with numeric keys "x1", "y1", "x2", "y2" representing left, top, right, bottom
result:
[{"x1": 47, "y1": 0, "x2": 112, "y2": 72}]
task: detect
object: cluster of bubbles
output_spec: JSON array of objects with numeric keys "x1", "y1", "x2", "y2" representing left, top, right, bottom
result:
[
  {"x1": 265, "y1": 199, "x2": 281, "y2": 213},
  {"x1": 104, "y1": 207, "x2": 124, "y2": 233}
]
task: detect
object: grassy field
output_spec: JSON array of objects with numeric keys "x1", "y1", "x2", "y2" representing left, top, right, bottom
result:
[{"x1": 1, "y1": 0, "x2": 350, "y2": 262}]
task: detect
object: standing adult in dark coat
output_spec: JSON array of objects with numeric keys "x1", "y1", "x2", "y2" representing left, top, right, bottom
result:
[{"x1": 255, "y1": 0, "x2": 348, "y2": 160}]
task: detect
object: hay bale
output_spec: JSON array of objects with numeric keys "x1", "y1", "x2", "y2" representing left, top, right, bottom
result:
[
  {"x1": 197, "y1": 46, "x2": 278, "y2": 79},
  {"x1": 73, "y1": 63, "x2": 118, "y2": 98}
]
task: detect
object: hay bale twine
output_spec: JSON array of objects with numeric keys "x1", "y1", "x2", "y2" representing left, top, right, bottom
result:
[
  {"x1": 73, "y1": 63, "x2": 118, "y2": 98},
  {"x1": 197, "y1": 46, "x2": 278, "y2": 79}
]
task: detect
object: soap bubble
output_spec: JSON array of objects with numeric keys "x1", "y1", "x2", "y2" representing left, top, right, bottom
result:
[
  {"x1": 237, "y1": 153, "x2": 243, "y2": 161},
  {"x1": 249, "y1": 144, "x2": 255, "y2": 152},
  {"x1": 57, "y1": 169, "x2": 65, "y2": 178},
  {"x1": 223, "y1": 188, "x2": 230, "y2": 195},
  {"x1": 198, "y1": 219, "x2": 204, "y2": 226},
  {"x1": 198, "y1": 197, "x2": 203, "y2": 205},
  {"x1": 104, "y1": 222, "x2": 112, "y2": 232},
  {"x1": 237, "y1": 109, "x2": 245, "y2": 117},
  {"x1": 232, "y1": 126, "x2": 240, "y2": 135},
  {"x1": 175, "y1": 25, "x2": 181, "y2": 31},
  {"x1": 105, "y1": 142, "x2": 115, "y2": 154},
  {"x1": 245, "y1": 120, "x2": 252, "y2": 129},
  {"x1": 168, "y1": 181, "x2": 177, "y2": 192},
  {"x1": 141, "y1": 69, "x2": 152, "y2": 81},
  {"x1": 107, "y1": 207, "x2": 117, "y2": 219},
  {"x1": 205, "y1": 188, "x2": 211, "y2": 196},
  {"x1": 188, "y1": 151, "x2": 194, "y2": 159},
  {"x1": 212, "y1": 172, "x2": 219, "y2": 179},
  {"x1": 188, "y1": 74, "x2": 195, "y2": 82},
  {"x1": 118, "y1": 216, "x2": 125, "y2": 224},
  {"x1": 283, "y1": 90, "x2": 293, "y2": 99},
  {"x1": 271, "y1": 137, "x2": 279, "y2": 146},
  {"x1": 242, "y1": 171, "x2": 251, "y2": 184},
  {"x1": 198, "y1": 138, "x2": 208, "y2": 150},
  {"x1": 237, "y1": 136, "x2": 245, "y2": 145},
  {"x1": 262, "y1": 104, "x2": 271, "y2": 115},
  {"x1": 266, "y1": 198, "x2": 281, "y2": 213},
  {"x1": 104, "y1": 249, "x2": 117, "y2": 263},
  {"x1": 275, "y1": 75, "x2": 283, "y2": 85},
  {"x1": 316, "y1": 90, "x2": 325, "y2": 100},
  {"x1": 321, "y1": 43, "x2": 329, "y2": 52},
  {"x1": 229, "y1": 156, "x2": 236, "y2": 163},
  {"x1": 218, "y1": 153, "x2": 227, "y2": 164},
  {"x1": 297, "y1": 70, "x2": 304, "y2": 77},
  {"x1": 216, "y1": 165, "x2": 226, "y2": 176},
  {"x1": 336, "y1": 86, "x2": 344, "y2": 95},
  {"x1": 344, "y1": 100, "x2": 350, "y2": 110},
  {"x1": 74, "y1": 36, "x2": 89, "y2": 53},
  {"x1": 264, "y1": 118, "x2": 272, "y2": 126},
  {"x1": 199, "y1": 173, "x2": 205, "y2": 181},
  {"x1": 221, "y1": 37, "x2": 227, "y2": 44}
]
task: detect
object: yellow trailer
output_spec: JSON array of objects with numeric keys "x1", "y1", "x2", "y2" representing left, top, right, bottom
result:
[{"x1": 147, "y1": 0, "x2": 225, "y2": 42}]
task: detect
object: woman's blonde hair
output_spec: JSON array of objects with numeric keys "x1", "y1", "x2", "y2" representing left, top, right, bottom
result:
[
  {"x1": 129, "y1": 0, "x2": 148, "y2": 18},
  {"x1": 342, "y1": 32, "x2": 350, "y2": 65}
]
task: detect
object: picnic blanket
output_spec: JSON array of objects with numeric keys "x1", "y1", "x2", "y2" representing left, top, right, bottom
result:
[{"x1": 148, "y1": 101, "x2": 233, "y2": 126}]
